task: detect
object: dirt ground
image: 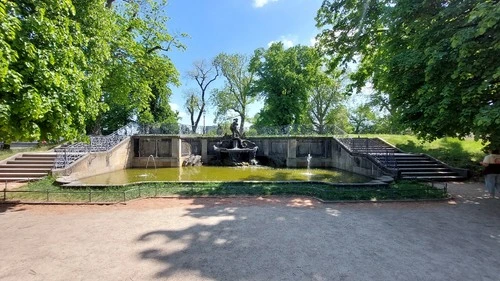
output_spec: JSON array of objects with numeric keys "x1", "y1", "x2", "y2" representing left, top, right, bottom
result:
[{"x1": 0, "y1": 182, "x2": 499, "y2": 281}]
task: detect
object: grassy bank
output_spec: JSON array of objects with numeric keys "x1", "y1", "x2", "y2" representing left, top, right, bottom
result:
[{"x1": 3, "y1": 177, "x2": 447, "y2": 203}]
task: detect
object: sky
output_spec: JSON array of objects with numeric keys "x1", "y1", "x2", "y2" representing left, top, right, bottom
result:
[{"x1": 164, "y1": 0, "x2": 324, "y2": 126}]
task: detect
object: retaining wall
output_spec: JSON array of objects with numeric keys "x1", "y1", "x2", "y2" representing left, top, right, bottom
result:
[{"x1": 52, "y1": 137, "x2": 133, "y2": 180}]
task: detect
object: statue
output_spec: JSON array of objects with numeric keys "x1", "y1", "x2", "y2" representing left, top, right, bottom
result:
[
  {"x1": 212, "y1": 118, "x2": 258, "y2": 166},
  {"x1": 230, "y1": 118, "x2": 241, "y2": 138}
]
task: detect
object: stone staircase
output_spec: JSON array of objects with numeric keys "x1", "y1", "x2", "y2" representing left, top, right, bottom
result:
[
  {"x1": 337, "y1": 137, "x2": 467, "y2": 181},
  {"x1": 375, "y1": 153, "x2": 465, "y2": 181},
  {"x1": 0, "y1": 153, "x2": 56, "y2": 182}
]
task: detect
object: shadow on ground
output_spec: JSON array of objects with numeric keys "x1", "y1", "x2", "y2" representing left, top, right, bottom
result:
[{"x1": 135, "y1": 191, "x2": 500, "y2": 281}]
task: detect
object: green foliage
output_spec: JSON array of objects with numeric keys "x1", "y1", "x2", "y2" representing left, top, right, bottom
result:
[
  {"x1": 94, "y1": 0, "x2": 183, "y2": 134},
  {"x1": 0, "y1": 0, "x2": 183, "y2": 140},
  {"x1": 211, "y1": 53, "x2": 257, "y2": 133},
  {"x1": 316, "y1": 0, "x2": 500, "y2": 148},
  {"x1": 250, "y1": 43, "x2": 322, "y2": 128},
  {"x1": 1, "y1": 0, "x2": 90, "y2": 141},
  {"x1": 326, "y1": 104, "x2": 352, "y2": 133},
  {"x1": 349, "y1": 104, "x2": 377, "y2": 134},
  {"x1": 308, "y1": 73, "x2": 347, "y2": 134}
]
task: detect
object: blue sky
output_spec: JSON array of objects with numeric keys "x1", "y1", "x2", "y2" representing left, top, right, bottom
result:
[{"x1": 164, "y1": 0, "x2": 324, "y2": 125}]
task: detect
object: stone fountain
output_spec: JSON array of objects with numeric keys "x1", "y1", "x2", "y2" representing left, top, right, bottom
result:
[{"x1": 213, "y1": 118, "x2": 258, "y2": 166}]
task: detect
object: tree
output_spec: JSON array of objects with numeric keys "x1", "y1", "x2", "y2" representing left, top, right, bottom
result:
[
  {"x1": 349, "y1": 104, "x2": 377, "y2": 134},
  {"x1": 92, "y1": 0, "x2": 183, "y2": 134},
  {"x1": 183, "y1": 88, "x2": 202, "y2": 133},
  {"x1": 326, "y1": 104, "x2": 352, "y2": 133},
  {"x1": 316, "y1": 0, "x2": 500, "y2": 147},
  {"x1": 211, "y1": 53, "x2": 257, "y2": 134},
  {"x1": 0, "y1": 0, "x2": 92, "y2": 142},
  {"x1": 186, "y1": 59, "x2": 219, "y2": 133},
  {"x1": 249, "y1": 43, "x2": 322, "y2": 130},
  {"x1": 308, "y1": 74, "x2": 345, "y2": 134},
  {"x1": 0, "y1": 0, "x2": 184, "y2": 141}
]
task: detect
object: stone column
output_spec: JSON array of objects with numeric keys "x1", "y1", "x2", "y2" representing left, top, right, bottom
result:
[
  {"x1": 201, "y1": 139, "x2": 208, "y2": 163},
  {"x1": 171, "y1": 137, "x2": 182, "y2": 167},
  {"x1": 287, "y1": 139, "x2": 297, "y2": 167},
  {"x1": 263, "y1": 139, "x2": 269, "y2": 156}
]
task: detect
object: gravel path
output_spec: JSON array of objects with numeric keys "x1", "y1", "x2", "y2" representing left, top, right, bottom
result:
[{"x1": 0, "y1": 182, "x2": 499, "y2": 281}]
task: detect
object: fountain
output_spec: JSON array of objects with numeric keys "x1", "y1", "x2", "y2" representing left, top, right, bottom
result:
[
  {"x1": 139, "y1": 155, "x2": 157, "y2": 178},
  {"x1": 145, "y1": 155, "x2": 157, "y2": 170},
  {"x1": 213, "y1": 118, "x2": 258, "y2": 166}
]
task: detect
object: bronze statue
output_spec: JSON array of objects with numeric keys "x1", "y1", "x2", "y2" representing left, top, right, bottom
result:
[{"x1": 230, "y1": 118, "x2": 241, "y2": 139}]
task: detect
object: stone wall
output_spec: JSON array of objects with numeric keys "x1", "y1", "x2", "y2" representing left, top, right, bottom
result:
[{"x1": 52, "y1": 137, "x2": 134, "y2": 180}]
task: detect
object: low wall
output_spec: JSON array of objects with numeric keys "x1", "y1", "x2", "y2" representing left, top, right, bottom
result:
[
  {"x1": 130, "y1": 136, "x2": 182, "y2": 167},
  {"x1": 331, "y1": 141, "x2": 391, "y2": 178},
  {"x1": 53, "y1": 137, "x2": 133, "y2": 180}
]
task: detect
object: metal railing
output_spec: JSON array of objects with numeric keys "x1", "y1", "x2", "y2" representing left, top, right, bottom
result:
[{"x1": 54, "y1": 124, "x2": 133, "y2": 169}]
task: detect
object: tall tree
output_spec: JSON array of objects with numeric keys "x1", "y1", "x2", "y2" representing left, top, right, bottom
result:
[
  {"x1": 316, "y1": 0, "x2": 500, "y2": 147},
  {"x1": 186, "y1": 59, "x2": 219, "y2": 133},
  {"x1": 211, "y1": 53, "x2": 257, "y2": 134},
  {"x1": 93, "y1": 0, "x2": 184, "y2": 134},
  {"x1": 183, "y1": 88, "x2": 201, "y2": 133},
  {"x1": 0, "y1": 0, "x2": 184, "y2": 140},
  {"x1": 308, "y1": 74, "x2": 345, "y2": 134},
  {"x1": 249, "y1": 43, "x2": 322, "y2": 129},
  {"x1": 326, "y1": 104, "x2": 352, "y2": 133},
  {"x1": 349, "y1": 104, "x2": 377, "y2": 134},
  {"x1": 0, "y1": 0, "x2": 92, "y2": 142}
]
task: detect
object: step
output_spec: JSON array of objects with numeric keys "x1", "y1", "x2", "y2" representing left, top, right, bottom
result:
[
  {"x1": 7, "y1": 160, "x2": 55, "y2": 165},
  {"x1": 0, "y1": 172, "x2": 48, "y2": 178},
  {"x1": 400, "y1": 171, "x2": 457, "y2": 176},
  {"x1": 0, "y1": 168, "x2": 52, "y2": 173},
  {"x1": 396, "y1": 163, "x2": 444, "y2": 168},
  {"x1": 21, "y1": 153, "x2": 57, "y2": 157},
  {"x1": 398, "y1": 167, "x2": 450, "y2": 172},
  {"x1": 393, "y1": 156, "x2": 429, "y2": 160},
  {"x1": 400, "y1": 175, "x2": 465, "y2": 181},
  {"x1": 0, "y1": 164, "x2": 54, "y2": 169},
  {"x1": 0, "y1": 178, "x2": 34, "y2": 183},
  {"x1": 396, "y1": 160, "x2": 437, "y2": 164},
  {"x1": 16, "y1": 156, "x2": 56, "y2": 161}
]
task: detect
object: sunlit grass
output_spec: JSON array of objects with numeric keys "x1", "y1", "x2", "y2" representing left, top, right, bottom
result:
[{"x1": 0, "y1": 144, "x2": 57, "y2": 161}]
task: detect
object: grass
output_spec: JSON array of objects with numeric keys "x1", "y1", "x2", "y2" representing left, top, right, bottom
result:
[
  {"x1": 0, "y1": 144, "x2": 57, "y2": 161},
  {"x1": 3, "y1": 177, "x2": 447, "y2": 203}
]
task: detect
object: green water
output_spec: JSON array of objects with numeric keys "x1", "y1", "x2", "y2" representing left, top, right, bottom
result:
[{"x1": 77, "y1": 166, "x2": 370, "y2": 185}]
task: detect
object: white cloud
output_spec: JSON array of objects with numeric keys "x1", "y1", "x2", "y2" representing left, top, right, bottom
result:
[
  {"x1": 267, "y1": 35, "x2": 296, "y2": 49},
  {"x1": 253, "y1": 0, "x2": 279, "y2": 8}
]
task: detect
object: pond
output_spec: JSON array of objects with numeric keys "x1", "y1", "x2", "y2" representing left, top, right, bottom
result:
[{"x1": 76, "y1": 166, "x2": 370, "y2": 185}]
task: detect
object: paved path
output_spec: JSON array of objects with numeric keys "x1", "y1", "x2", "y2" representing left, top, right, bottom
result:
[{"x1": 0, "y1": 182, "x2": 499, "y2": 281}]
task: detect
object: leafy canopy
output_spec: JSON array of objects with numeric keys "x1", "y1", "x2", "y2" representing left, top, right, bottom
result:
[
  {"x1": 250, "y1": 43, "x2": 322, "y2": 129},
  {"x1": 316, "y1": 0, "x2": 500, "y2": 147}
]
